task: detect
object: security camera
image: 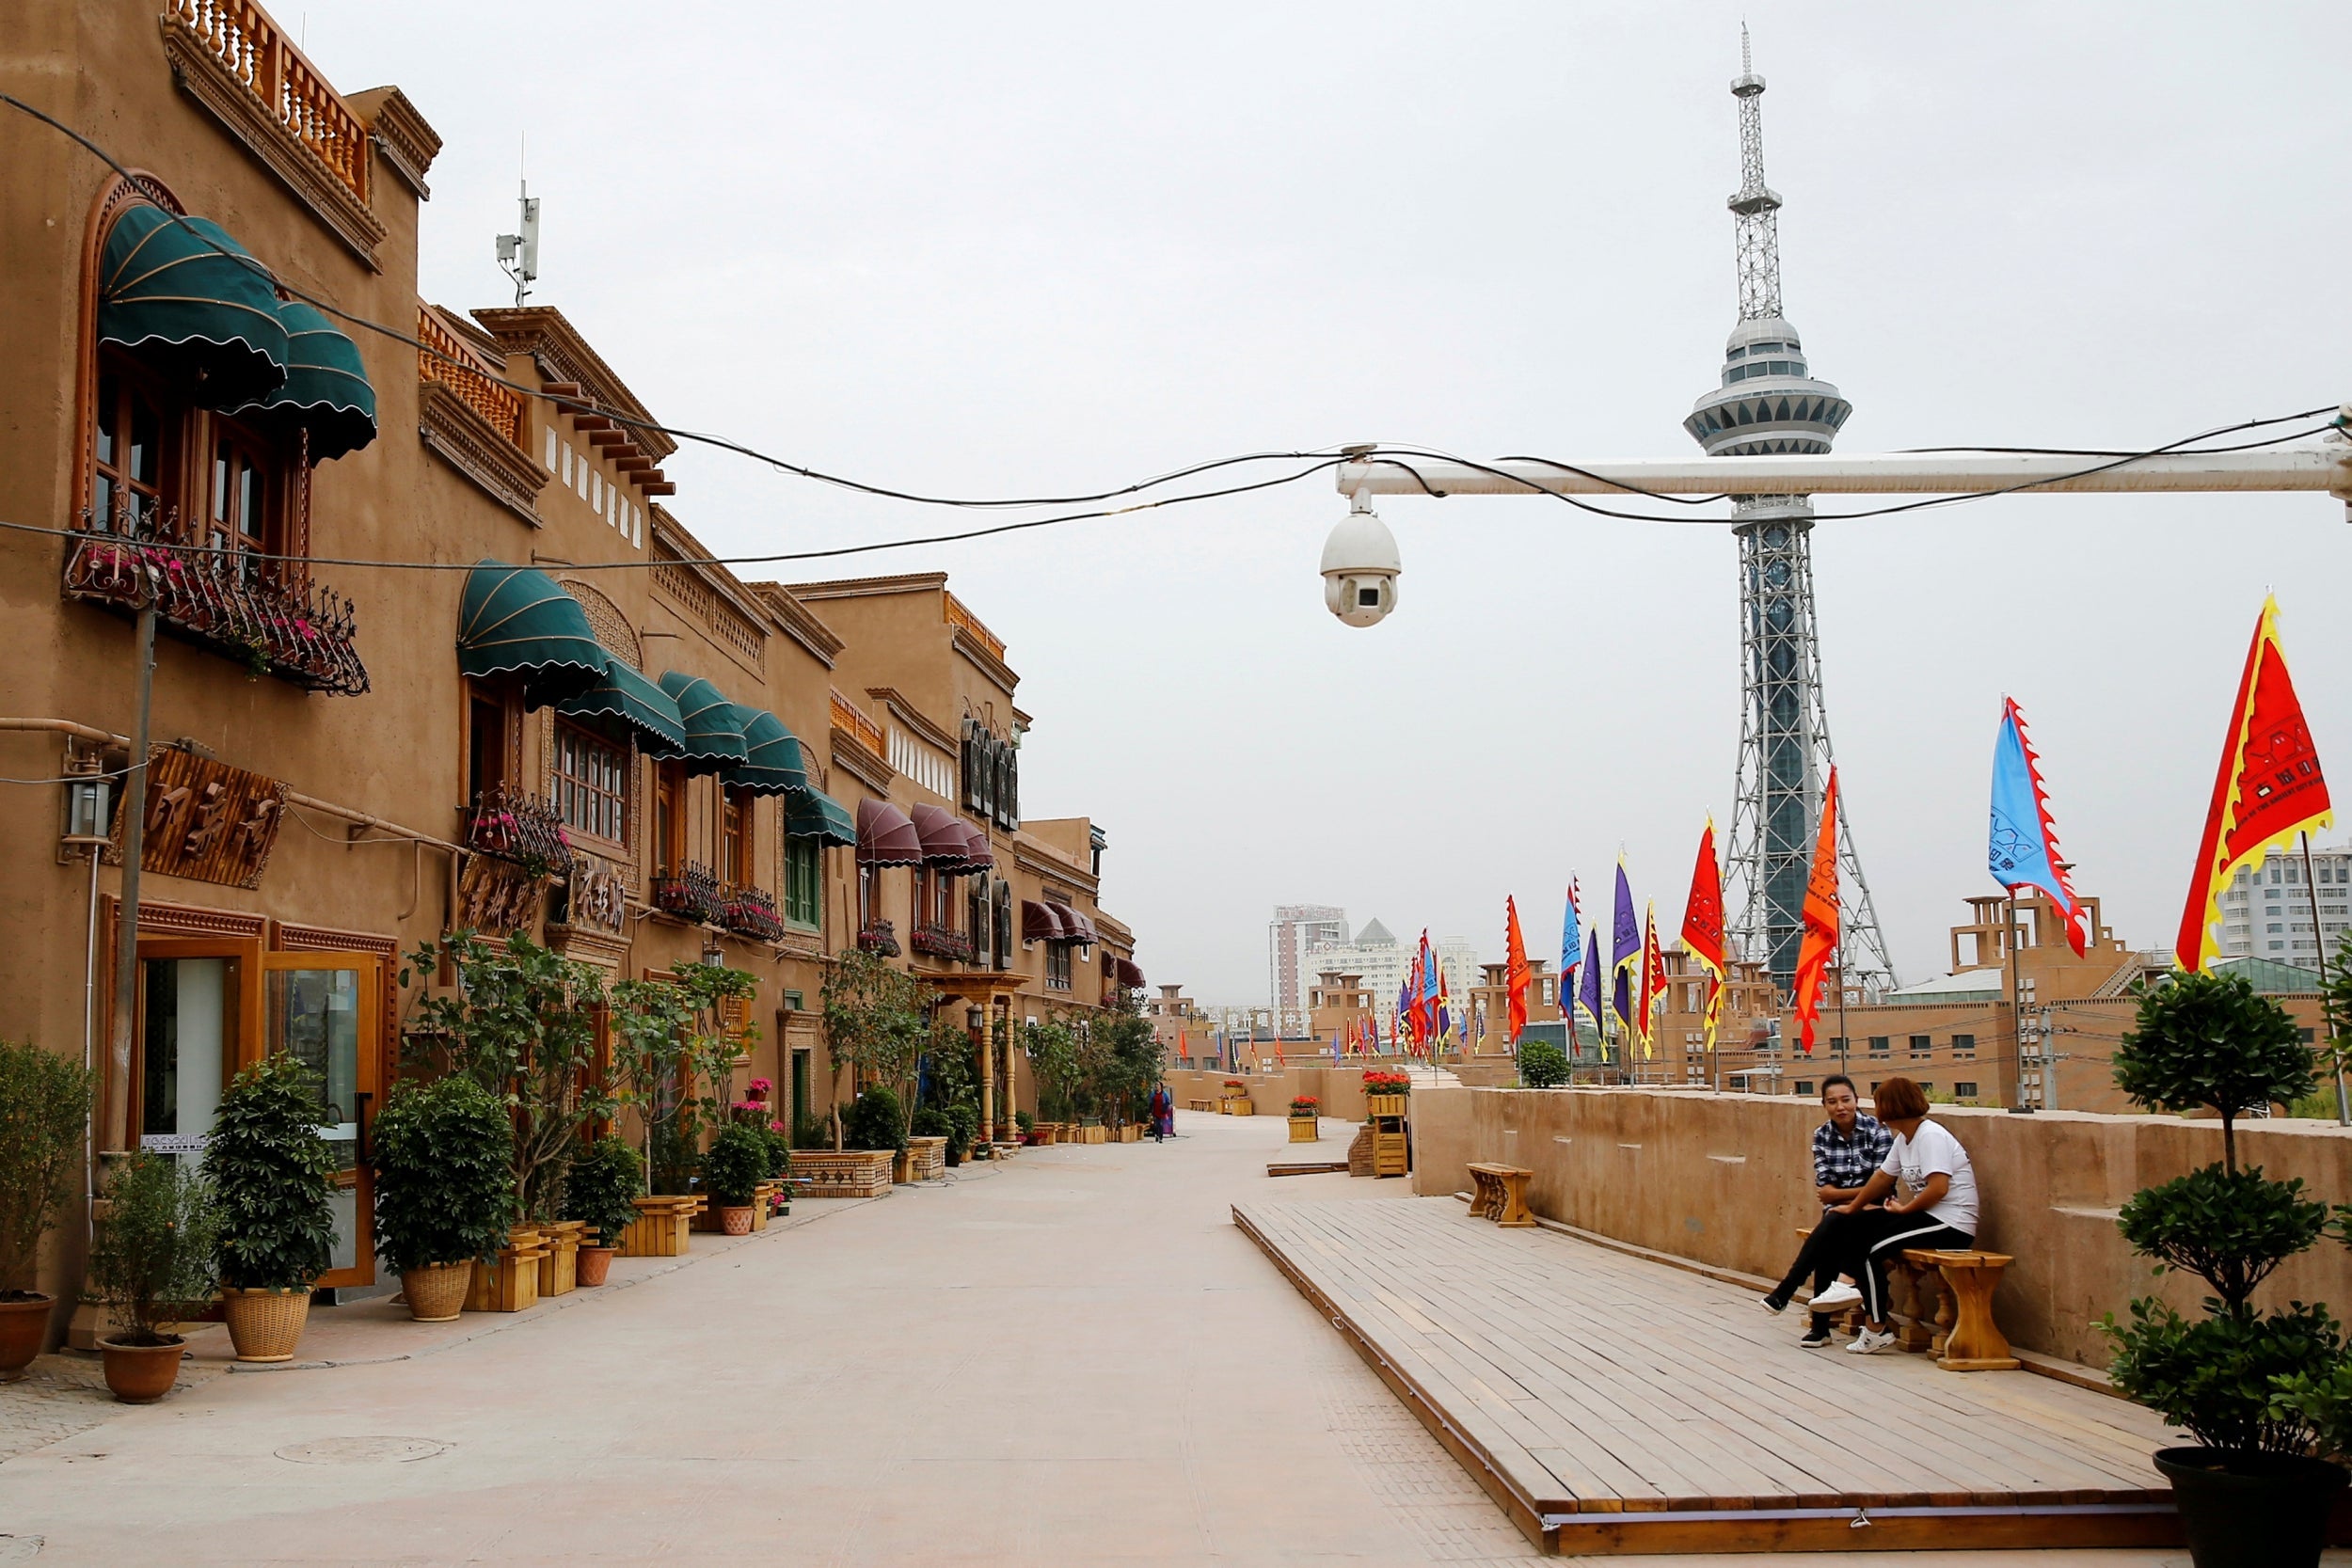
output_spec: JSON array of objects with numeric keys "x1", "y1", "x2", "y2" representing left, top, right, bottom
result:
[{"x1": 1321, "y1": 493, "x2": 1400, "y2": 627}]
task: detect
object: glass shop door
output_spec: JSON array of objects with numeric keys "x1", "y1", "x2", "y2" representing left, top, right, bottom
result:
[
  {"x1": 135, "y1": 942, "x2": 256, "y2": 1170},
  {"x1": 262, "y1": 953, "x2": 383, "y2": 1290}
]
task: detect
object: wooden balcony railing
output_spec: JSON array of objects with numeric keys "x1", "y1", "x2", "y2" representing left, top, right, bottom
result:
[
  {"x1": 832, "y1": 689, "x2": 885, "y2": 758},
  {"x1": 167, "y1": 0, "x2": 369, "y2": 205},
  {"x1": 942, "y1": 591, "x2": 1005, "y2": 661},
  {"x1": 418, "y1": 305, "x2": 523, "y2": 446}
]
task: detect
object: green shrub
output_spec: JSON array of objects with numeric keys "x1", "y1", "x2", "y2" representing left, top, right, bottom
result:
[
  {"x1": 561, "y1": 1134, "x2": 644, "y2": 1249},
  {"x1": 701, "y1": 1122, "x2": 769, "y2": 1207},
  {"x1": 759, "y1": 1122, "x2": 793, "y2": 1180},
  {"x1": 372, "y1": 1075, "x2": 513, "y2": 1273},
  {"x1": 0, "y1": 1038, "x2": 96, "y2": 1298},
  {"x1": 205, "y1": 1054, "x2": 339, "y2": 1291},
  {"x1": 89, "y1": 1152, "x2": 219, "y2": 1346},
  {"x1": 1518, "y1": 1040, "x2": 1571, "y2": 1089},
  {"x1": 911, "y1": 1106, "x2": 952, "y2": 1140},
  {"x1": 2118, "y1": 1164, "x2": 2328, "y2": 1307},
  {"x1": 944, "y1": 1101, "x2": 980, "y2": 1164},
  {"x1": 2107, "y1": 1297, "x2": 2339, "y2": 1453},
  {"x1": 842, "y1": 1086, "x2": 907, "y2": 1153},
  {"x1": 1014, "y1": 1109, "x2": 1035, "y2": 1134},
  {"x1": 2274, "y1": 1351, "x2": 2352, "y2": 1459},
  {"x1": 790, "y1": 1112, "x2": 834, "y2": 1151}
]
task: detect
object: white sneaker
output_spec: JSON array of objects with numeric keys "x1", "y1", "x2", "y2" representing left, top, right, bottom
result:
[
  {"x1": 1808, "y1": 1281, "x2": 1862, "y2": 1311},
  {"x1": 1845, "y1": 1326, "x2": 1899, "y2": 1354}
]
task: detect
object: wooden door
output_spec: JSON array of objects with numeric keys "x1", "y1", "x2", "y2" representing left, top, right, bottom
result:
[{"x1": 262, "y1": 951, "x2": 383, "y2": 1289}]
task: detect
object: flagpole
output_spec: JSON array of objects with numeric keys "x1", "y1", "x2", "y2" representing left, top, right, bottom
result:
[
  {"x1": 2006, "y1": 892, "x2": 2029, "y2": 1113},
  {"x1": 2299, "y1": 832, "x2": 2347, "y2": 1126}
]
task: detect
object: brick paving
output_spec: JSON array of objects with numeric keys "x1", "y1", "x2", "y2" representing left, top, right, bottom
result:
[{"x1": 0, "y1": 1351, "x2": 223, "y2": 1463}]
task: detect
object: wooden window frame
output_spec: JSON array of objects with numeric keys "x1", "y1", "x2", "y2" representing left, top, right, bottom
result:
[
  {"x1": 784, "y1": 836, "x2": 822, "y2": 931},
  {"x1": 720, "y1": 784, "x2": 750, "y2": 887},
  {"x1": 652, "y1": 761, "x2": 688, "y2": 877},
  {"x1": 552, "y1": 718, "x2": 630, "y2": 851}
]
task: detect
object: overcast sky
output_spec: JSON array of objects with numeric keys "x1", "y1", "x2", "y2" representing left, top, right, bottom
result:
[{"x1": 302, "y1": 1, "x2": 2348, "y2": 1006}]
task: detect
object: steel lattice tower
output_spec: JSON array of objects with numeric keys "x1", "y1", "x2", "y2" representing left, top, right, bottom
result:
[{"x1": 1682, "y1": 28, "x2": 1897, "y2": 997}]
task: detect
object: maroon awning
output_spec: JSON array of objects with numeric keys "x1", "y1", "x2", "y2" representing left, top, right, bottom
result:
[
  {"x1": 907, "y1": 802, "x2": 968, "y2": 866},
  {"x1": 1060, "y1": 908, "x2": 1098, "y2": 946},
  {"x1": 1117, "y1": 958, "x2": 1145, "y2": 990},
  {"x1": 1021, "y1": 899, "x2": 1069, "y2": 942},
  {"x1": 953, "y1": 819, "x2": 994, "y2": 871},
  {"x1": 855, "y1": 798, "x2": 925, "y2": 866}
]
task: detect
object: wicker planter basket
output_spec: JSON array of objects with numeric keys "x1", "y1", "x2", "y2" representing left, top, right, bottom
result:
[
  {"x1": 222, "y1": 1286, "x2": 312, "y2": 1363},
  {"x1": 402, "y1": 1261, "x2": 473, "y2": 1322}
]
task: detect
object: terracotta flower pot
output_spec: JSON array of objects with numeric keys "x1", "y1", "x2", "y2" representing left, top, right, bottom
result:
[
  {"x1": 717, "y1": 1205, "x2": 755, "y2": 1236},
  {"x1": 400, "y1": 1261, "x2": 474, "y2": 1323},
  {"x1": 222, "y1": 1285, "x2": 312, "y2": 1363},
  {"x1": 98, "y1": 1337, "x2": 184, "y2": 1403},
  {"x1": 575, "y1": 1245, "x2": 615, "y2": 1287},
  {"x1": 0, "y1": 1293, "x2": 52, "y2": 1383}
]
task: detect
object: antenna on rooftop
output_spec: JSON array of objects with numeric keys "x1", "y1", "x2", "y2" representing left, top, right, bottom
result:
[{"x1": 495, "y1": 151, "x2": 539, "y2": 307}]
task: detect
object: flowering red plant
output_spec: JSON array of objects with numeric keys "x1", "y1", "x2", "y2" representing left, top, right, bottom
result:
[
  {"x1": 1289, "y1": 1096, "x2": 1319, "y2": 1114},
  {"x1": 1361, "y1": 1069, "x2": 1411, "y2": 1095}
]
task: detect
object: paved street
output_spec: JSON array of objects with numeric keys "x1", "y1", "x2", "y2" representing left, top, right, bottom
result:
[{"x1": 0, "y1": 1113, "x2": 2321, "y2": 1566}]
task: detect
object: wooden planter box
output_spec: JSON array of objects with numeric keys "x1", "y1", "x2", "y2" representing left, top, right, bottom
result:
[
  {"x1": 1288, "y1": 1116, "x2": 1320, "y2": 1144},
  {"x1": 1114, "y1": 1124, "x2": 1142, "y2": 1143},
  {"x1": 789, "y1": 1149, "x2": 895, "y2": 1199},
  {"x1": 1076, "y1": 1124, "x2": 1107, "y2": 1145},
  {"x1": 751, "y1": 1179, "x2": 781, "y2": 1229},
  {"x1": 468, "y1": 1226, "x2": 548, "y2": 1313},
  {"x1": 620, "y1": 1196, "x2": 696, "y2": 1258},
  {"x1": 1373, "y1": 1131, "x2": 1409, "y2": 1179},
  {"x1": 1222, "y1": 1097, "x2": 1255, "y2": 1117},
  {"x1": 536, "y1": 1218, "x2": 584, "y2": 1297},
  {"x1": 1366, "y1": 1094, "x2": 1408, "y2": 1119},
  {"x1": 905, "y1": 1136, "x2": 947, "y2": 1181}
]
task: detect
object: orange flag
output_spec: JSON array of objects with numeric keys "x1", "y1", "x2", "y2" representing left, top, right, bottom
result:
[
  {"x1": 1640, "y1": 902, "x2": 1666, "y2": 1060},
  {"x1": 1792, "y1": 768, "x2": 1841, "y2": 1053},
  {"x1": 2176, "y1": 597, "x2": 2333, "y2": 972},
  {"x1": 1680, "y1": 817, "x2": 1727, "y2": 1054},
  {"x1": 1504, "y1": 896, "x2": 1532, "y2": 1043}
]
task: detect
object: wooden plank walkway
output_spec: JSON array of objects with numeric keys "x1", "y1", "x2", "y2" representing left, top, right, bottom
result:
[{"x1": 1233, "y1": 1197, "x2": 2183, "y2": 1556}]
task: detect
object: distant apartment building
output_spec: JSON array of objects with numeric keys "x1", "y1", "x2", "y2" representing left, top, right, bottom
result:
[
  {"x1": 1311, "y1": 918, "x2": 1401, "y2": 1022},
  {"x1": 2216, "y1": 843, "x2": 2351, "y2": 965},
  {"x1": 1269, "y1": 903, "x2": 1348, "y2": 1010}
]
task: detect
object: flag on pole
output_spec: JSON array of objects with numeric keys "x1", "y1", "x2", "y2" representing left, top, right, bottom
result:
[
  {"x1": 1680, "y1": 817, "x2": 1727, "y2": 1055},
  {"x1": 2176, "y1": 597, "x2": 2334, "y2": 973},
  {"x1": 1504, "y1": 895, "x2": 1533, "y2": 1043},
  {"x1": 1416, "y1": 930, "x2": 1443, "y2": 1044},
  {"x1": 1990, "y1": 697, "x2": 2087, "y2": 957},
  {"x1": 1792, "y1": 768, "x2": 1842, "y2": 1053},
  {"x1": 1578, "y1": 927, "x2": 1602, "y2": 1039},
  {"x1": 1560, "y1": 878, "x2": 1582, "y2": 1011},
  {"x1": 1611, "y1": 860, "x2": 1641, "y2": 1044},
  {"x1": 1641, "y1": 903, "x2": 1666, "y2": 1061}
]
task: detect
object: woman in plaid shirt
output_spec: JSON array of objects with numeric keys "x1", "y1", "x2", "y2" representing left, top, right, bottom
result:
[{"x1": 1759, "y1": 1075, "x2": 1891, "y2": 1344}]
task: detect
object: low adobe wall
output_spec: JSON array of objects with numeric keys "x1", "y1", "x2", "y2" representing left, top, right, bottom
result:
[
  {"x1": 1410, "y1": 1085, "x2": 2352, "y2": 1368},
  {"x1": 1166, "y1": 1066, "x2": 1371, "y2": 1122}
]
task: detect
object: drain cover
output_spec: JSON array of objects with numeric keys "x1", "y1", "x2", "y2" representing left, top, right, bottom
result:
[{"x1": 274, "y1": 1435, "x2": 450, "y2": 1465}]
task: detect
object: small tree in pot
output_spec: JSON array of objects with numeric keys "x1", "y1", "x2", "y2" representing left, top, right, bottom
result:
[
  {"x1": 701, "y1": 1122, "x2": 769, "y2": 1235},
  {"x1": 2102, "y1": 971, "x2": 2344, "y2": 1568},
  {"x1": 371, "y1": 1075, "x2": 514, "y2": 1322},
  {"x1": 561, "y1": 1133, "x2": 643, "y2": 1285},
  {"x1": 0, "y1": 1038, "x2": 96, "y2": 1379},
  {"x1": 87, "y1": 1152, "x2": 219, "y2": 1402},
  {"x1": 205, "y1": 1054, "x2": 338, "y2": 1362}
]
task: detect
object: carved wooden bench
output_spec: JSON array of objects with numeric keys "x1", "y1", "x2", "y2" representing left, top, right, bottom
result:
[
  {"x1": 1467, "y1": 1162, "x2": 1536, "y2": 1227},
  {"x1": 1186, "y1": 1098, "x2": 1216, "y2": 1113},
  {"x1": 1790, "y1": 1227, "x2": 2017, "y2": 1370}
]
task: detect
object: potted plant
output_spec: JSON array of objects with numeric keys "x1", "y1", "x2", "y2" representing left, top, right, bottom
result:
[
  {"x1": 87, "y1": 1152, "x2": 219, "y2": 1403},
  {"x1": 2102, "y1": 971, "x2": 2343, "y2": 1568},
  {"x1": 0, "y1": 1038, "x2": 96, "y2": 1380},
  {"x1": 702, "y1": 1122, "x2": 768, "y2": 1235},
  {"x1": 1288, "y1": 1096, "x2": 1320, "y2": 1144},
  {"x1": 205, "y1": 1054, "x2": 338, "y2": 1362},
  {"x1": 1363, "y1": 1069, "x2": 1411, "y2": 1119},
  {"x1": 371, "y1": 1074, "x2": 514, "y2": 1322},
  {"x1": 762, "y1": 1119, "x2": 793, "y2": 1214},
  {"x1": 561, "y1": 1134, "x2": 642, "y2": 1286},
  {"x1": 1518, "y1": 1039, "x2": 1571, "y2": 1088}
]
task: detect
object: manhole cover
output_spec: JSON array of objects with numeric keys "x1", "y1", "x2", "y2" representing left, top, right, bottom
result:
[{"x1": 274, "y1": 1435, "x2": 450, "y2": 1465}]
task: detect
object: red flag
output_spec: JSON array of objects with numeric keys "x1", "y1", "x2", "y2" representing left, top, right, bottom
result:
[
  {"x1": 1680, "y1": 817, "x2": 1727, "y2": 1053},
  {"x1": 1792, "y1": 768, "x2": 1841, "y2": 1053},
  {"x1": 1639, "y1": 903, "x2": 1666, "y2": 1060},
  {"x1": 1503, "y1": 896, "x2": 1532, "y2": 1043},
  {"x1": 2177, "y1": 598, "x2": 2334, "y2": 972}
]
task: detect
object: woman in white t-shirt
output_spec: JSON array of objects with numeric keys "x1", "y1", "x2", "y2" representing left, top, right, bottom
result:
[{"x1": 1807, "y1": 1076, "x2": 1979, "y2": 1354}]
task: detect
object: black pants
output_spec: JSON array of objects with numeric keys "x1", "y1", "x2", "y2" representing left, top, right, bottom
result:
[
  {"x1": 1771, "y1": 1207, "x2": 1853, "y2": 1308},
  {"x1": 1828, "y1": 1210, "x2": 1974, "y2": 1321}
]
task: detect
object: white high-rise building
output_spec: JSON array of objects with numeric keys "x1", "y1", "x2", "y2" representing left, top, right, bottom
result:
[
  {"x1": 2215, "y1": 843, "x2": 2351, "y2": 968},
  {"x1": 1311, "y1": 918, "x2": 1404, "y2": 1024},
  {"x1": 1269, "y1": 904, "x2": 1348, "y2": 1011}
]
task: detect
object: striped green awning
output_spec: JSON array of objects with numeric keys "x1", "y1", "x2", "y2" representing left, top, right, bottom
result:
[
  {"x1": 98, "y1": 205, "x2": 290, "y2": 410},
  {"x1": 658, "y1": 672, "x2": 750, "y2": 775},
  {"x1": 786, "y1": 790, "x2": 857, "y2": 846},
  {"x1": 232, "y1": 298, "x2": 375, "y2": 461},
  {"x1": 556, "y1": 657, "x2": 688, "y2": 755},
  {"x1": 457, "y1": 561, "x2": 608, "y2": 708},
  {"x1": 724, "y1": 705, "x2": 812, "y2": 798}
]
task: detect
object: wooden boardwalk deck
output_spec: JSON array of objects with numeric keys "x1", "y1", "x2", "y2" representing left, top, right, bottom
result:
[{"x1": 1234, "y1": 1197, "x2": 2183, "y2": 1556}]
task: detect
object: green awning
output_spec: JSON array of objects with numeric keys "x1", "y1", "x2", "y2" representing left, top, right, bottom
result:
[
  {"x1": 658, "y1": 672, "x2": 750, "y2": 775},
  {"x1": 457, "y1": 561, "x2": 608, "y2": 708},
  {"x1": 232, "y1": 298, "x2": 376, "y2": 461},
  {"x1": 786, "y1": 790, "x2": 857, "y2": 846},
  {"x1": 724, "y1": 705, "x2": 812, "y2": 797},
  {"x1": 556, "y1": 657, "x2": 688, "y2": 755},
  {"x1": 98, "y1": 204, "x2": 290, "y2": 410}
]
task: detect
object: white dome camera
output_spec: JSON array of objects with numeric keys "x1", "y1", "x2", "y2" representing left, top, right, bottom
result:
[{"x1": 1321, "y1": 492, "x2": 1400, "y2": 628}]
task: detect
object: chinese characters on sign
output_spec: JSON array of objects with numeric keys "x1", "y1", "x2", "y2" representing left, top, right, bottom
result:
[{"x1": 110, "y1": 747, "x2": 287, "y2": 889}]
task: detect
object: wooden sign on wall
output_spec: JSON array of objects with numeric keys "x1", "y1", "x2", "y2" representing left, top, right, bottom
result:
[{"x1": 110, "y1": 748, "x2": 287, "y2": 890}]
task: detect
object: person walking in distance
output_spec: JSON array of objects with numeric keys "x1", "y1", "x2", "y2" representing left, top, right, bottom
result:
[
  {"x1": 1758, "y1": 1074, "x2": 1891, "y2": 1346},
  {"x1": 1810, "y1": 1076, "x2": 1981, "y2": 1354}
]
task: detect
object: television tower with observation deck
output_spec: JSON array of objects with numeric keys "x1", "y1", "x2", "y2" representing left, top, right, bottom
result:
[{"x1": 1685, "y1": 28, "x2": 1898, "y2": 999}]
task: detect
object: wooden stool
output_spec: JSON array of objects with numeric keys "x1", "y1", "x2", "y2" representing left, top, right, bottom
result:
[
  {"x1": 1902, "y1": 1249, "x2": 2019, "y2": 1370},
  {"x1": 1467, "y1": 1163, "x2": 1536, "y2": 1227}
]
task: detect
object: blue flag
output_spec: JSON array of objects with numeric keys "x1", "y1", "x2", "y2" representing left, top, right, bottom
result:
[
  {"x1": 1989, "y1": 696, "x2": 2086, "y2": 955},
  {"x1": 1560, "y1": 879, "x2": 1581, "y2": 1007}
]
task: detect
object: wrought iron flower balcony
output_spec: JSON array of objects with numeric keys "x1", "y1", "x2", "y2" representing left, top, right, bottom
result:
[
  {"x1": 466, "y1": 785, "x2": 575, "y2": 879},
  {"x1": 911, "y1": 924, "x2": 975, "y2": 963},
  {"x1": 856, "y1": 918, "x2": 900, "y2": 958},
  {"x1": 721, "y1": 884, "x2": 785, "y2": 943},
  {"x1": 63, "y1": 513, "x2": 368, "y2": 695},
  {"x1": 653, "y1": 862, "x2": 723, "y2": 926}
]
